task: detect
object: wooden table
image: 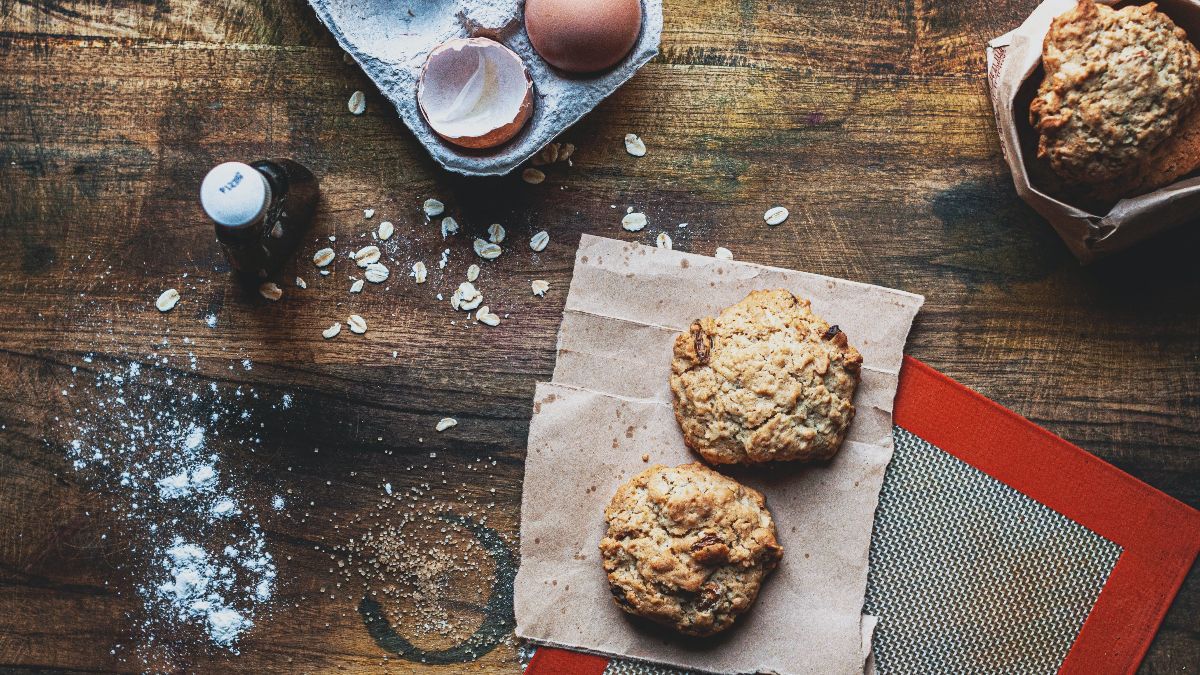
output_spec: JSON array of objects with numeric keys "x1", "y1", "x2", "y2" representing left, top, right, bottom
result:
[{"x1": 1, "y1": 0, "x2": 1197, "y2": 672}]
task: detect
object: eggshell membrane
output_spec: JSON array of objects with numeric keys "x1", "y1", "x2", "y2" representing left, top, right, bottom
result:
[
  {"x1": 418, "y1": 37, "x2": 534, "y2": 150},
  {"x1": 525, "y1": 0, "x2": 643, "y2": 73}
]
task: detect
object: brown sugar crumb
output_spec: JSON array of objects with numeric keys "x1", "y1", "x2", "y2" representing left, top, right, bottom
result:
[{"x1": 333, "y1": 460, "x2": 516, "y2": 654}]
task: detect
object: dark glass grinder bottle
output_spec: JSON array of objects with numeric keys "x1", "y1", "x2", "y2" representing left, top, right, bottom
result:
[{"x1": 200, "y1": 159, "x2": 319, "y2": 280}]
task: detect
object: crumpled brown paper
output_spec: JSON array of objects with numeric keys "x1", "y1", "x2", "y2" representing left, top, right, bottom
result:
[
  {"x1": 988, "y1": 0, "x2": 1200, "y2": 263},
  {"x1": 515, "y1": 235, "x2": 923, "y2": 674}
]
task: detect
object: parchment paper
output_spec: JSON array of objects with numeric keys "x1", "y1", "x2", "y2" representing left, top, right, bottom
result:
[
  {"x1": 987, "y1": 0, "x2": 1200, "y2": 263},
  {"x1": 515, "y1": 235, "x2": 924, "y2": 674}
]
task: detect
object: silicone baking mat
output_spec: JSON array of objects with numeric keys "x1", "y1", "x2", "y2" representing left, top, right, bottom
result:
[{"x1": 525, "y1": 357, "x2": 1200, "y2": 675}]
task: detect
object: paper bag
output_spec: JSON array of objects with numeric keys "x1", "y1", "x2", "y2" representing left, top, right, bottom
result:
[{"x1": 988, "y1": 0, "x2": 1200, "y2": 262}]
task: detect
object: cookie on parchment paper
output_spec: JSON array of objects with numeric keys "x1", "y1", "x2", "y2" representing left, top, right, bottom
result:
[
  {"x1": 670, "y1": 289, "x2": 863, "y2": 465},
  {"x1": 1030, "y1": 0, "x2": 1200, "y2": 186},
  {"x1": 599, "y1": 463, "x2": 783, "y2": 637}
]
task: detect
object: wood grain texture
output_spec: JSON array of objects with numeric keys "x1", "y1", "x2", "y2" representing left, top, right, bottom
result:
[{"x1": 1, "y1": 0, "x2": 1197, "y2": 671}]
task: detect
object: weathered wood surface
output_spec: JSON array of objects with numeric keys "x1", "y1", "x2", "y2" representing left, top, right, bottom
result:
[{"x1": 0, "y1": 0, "x2": 1197, "y2": 672}]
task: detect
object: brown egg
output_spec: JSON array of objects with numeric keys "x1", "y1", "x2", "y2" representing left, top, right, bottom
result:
[{"x1": 525, "y1": 0, "x2": 642, "y2": 74}]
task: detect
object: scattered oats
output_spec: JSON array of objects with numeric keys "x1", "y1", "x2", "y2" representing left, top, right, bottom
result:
[
  {"x1": 322, "y1": 323, "x2": 342, "y2": 339},
  {"x1": 347, "y1": 315, "x2": 367, "y2": 334},
  {"x1": 533, "y1": 143, "x2": 559, "y2": 165},
  {"x1": 364, "y1": 263, "x2": 389, "y2": 283},
  {"x1": 559, "y1": 143, "x2": 576, "y2": 162},
  {"x1": 313, "y1": 248, "x2": 336, "y2": 267},
  {"x1": 377, "y1": 221, "x2": 394, "y2": 240},
  {"x1": 466, "y1": 264, "x2": 480, "y2": 282},
  {"x1": 531, "y1": 279, "x2": 550, "y2": 297},
  {"x1": 474, "y1": 238, "x2": 502, "y2": 260},
  {"x1": 435, "y1": 418, "x2": 457, "y2": 432},
  {"x1": 423, "y1": 199, "x2": 444, "y2": 217},
  {"x1": 656, "y1": 232, "x2": 673, "y2": 250},
  {"x1": 476, "y1": 306, "x2": 501, "y2": 326},
  {"x1": 350, "y1": 279, "x2": 364, "y2": 293},
  {"x1": 348, "y1": 90, "x2": 366, "y2": 115},
  {"x1": 487, "y1": 223, "x2": 506, "y2": 243},
  {"x1": 295, "y1": 276, "x2": 307, "y2": 289},
  {"x1": 530, "y1": 230, "x2": 549, "y2": 252},
  {"x1": 678, "y1": 222, "x2": 688, "y2": 228},
  {"x1": 269, "y1": 221, "x2": 284, "y2": 238},
  {"x1": 259, "y1": 282, "x2": 283, "y2": 301},
  {"x1": 440, "y1": 216, "x2": 458, "y2": 238},
  {"x1": 155, "y1": 289, "x2": 180, "y2": 312},
  {"x1": 714, "y1": 247, "x2": 734, "y2": 260},
  {"x1": 411, "y1": 261, "x2": 427, "y2": 284},
  {"x1": 764, "y1": 206, "x2": 789, "y2": 226},
  {"x1": 363, "y1": 209, "x2": 375, "y2": 219},
  {"x1": 451, "y1": 282, "x2": 483, "y2": 311},
  {"x1": 622, "y1": 212, "x2": 647, "y2": 232},
  {"x1": 320, "y1": 269, "x2": 330, "y2": 276},
  {"x1": 522, "y1": 168, "x2": 545, "y2": 185},
  {"x1": 353, "y1": 245, "x2": 381, "y2": 267},
  {"x1": 624, "y1": 133, "x2": 647, "y2": 157},
  {"x1": 439, "y1": 249, "x2": 450, "y2": 269},
  {"x1": 626, "y1": 206, "x2": 634, "y2": 213}
]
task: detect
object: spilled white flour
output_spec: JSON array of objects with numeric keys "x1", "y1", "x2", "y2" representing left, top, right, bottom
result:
[{"x1": 61, "y1": 358, "x2": 280, "y2": 657}]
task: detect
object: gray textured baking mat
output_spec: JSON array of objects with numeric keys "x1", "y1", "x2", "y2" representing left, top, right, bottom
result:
[
  {"x1": 522, "y1": 426, "x2": 1123, "y2": 675},
  {"x1": 307, "y1": 0, "x2": 662, "y2": 176}
]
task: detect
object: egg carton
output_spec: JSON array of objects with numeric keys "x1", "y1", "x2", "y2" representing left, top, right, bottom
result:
[{"x1": 307, "y1": 0, "x2": 663, "y2": 176}]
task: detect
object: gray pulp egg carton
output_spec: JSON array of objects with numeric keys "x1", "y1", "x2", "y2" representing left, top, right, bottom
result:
[{"x1": 307, "y1": 0, "x2": 663, "y2": 176}]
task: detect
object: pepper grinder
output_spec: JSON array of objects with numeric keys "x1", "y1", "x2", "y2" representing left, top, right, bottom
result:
[{"x1": 200, "y1": 159, "x2": 319, "y2": 280}]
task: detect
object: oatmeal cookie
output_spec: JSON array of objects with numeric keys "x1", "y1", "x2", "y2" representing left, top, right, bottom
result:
[
  {"x1": 1092, "y1": 105, "x2": 1200, "y2": 198},
  {"x1": 599, "y1": 463, "x2": 783, "y2": 636},
  {"x1": 1030, "y1": 0, "x2": 1200, "y2": 184},
  {"x1": 670, "y1": 289, "x2": 862, "y2": 465}
]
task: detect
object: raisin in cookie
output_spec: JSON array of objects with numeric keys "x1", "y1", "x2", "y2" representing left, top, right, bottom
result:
[
  {"x1": 670, "y1": 289, "x2": 862, "y2": 465},
  {"x1": 599, "y1": 463, "x2": 783, "y2": 636},
  {"x1": 1030, "y1": 0, "x2": 1200, "y2": 184}
]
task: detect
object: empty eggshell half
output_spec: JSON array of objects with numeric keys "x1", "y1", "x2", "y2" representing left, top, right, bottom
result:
[{"x1": 418, "y1": 38, "x2": 534, "y2": 150}]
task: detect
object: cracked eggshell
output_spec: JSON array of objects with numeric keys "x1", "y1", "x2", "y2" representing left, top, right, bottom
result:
[{"x1": 418, "y1": 37, "x2": 534, "y2": 150}]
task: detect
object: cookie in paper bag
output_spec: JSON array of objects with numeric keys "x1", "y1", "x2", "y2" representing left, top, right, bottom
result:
[
  {"x1": 1030, "y1": 0, "x2": 1200, "y2": 194},
  {"x1": 670, "y1": 289, "x2": 863, "y2": 465},
  {"x1": 600, "y1": 463, "x2": 783, "y2": 637}
]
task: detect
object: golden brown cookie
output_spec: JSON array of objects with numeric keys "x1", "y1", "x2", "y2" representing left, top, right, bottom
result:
[
  {"x1": 1093, "y1": 105, "x2": 1200, "y2": 199},
  {"x1": 1030, "y1": 0, "x2": 1200, "y2": 185},
  {"x1": 670, "y1": 289, "x2": 862, "y2": 465},
  {"x1": 599, "y1": 463, "x2": 783, "y2": 636}
]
